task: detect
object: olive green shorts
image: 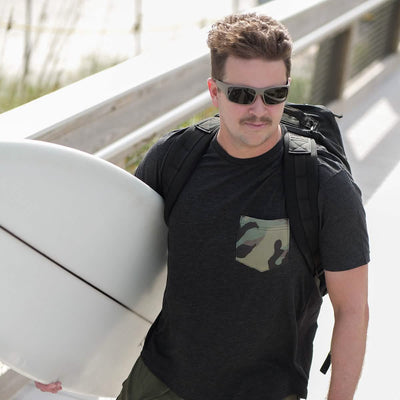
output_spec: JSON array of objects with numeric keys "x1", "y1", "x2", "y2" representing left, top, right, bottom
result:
[
  {"x1": 117, "y1": 357, "x2": 183, "y2": 400},
  {"x1": 117, "y1": 357, "x2": 300, "y2": 400}
]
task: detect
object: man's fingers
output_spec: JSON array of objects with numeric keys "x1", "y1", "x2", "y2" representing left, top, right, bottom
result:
[{"x1": 34, "y1": 381, "x2": 62, "y2": 393}]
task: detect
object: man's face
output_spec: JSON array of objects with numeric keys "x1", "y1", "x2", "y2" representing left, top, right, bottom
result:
[{"x1": 208, "y1": 56, "x2": 289, "y2": 159}]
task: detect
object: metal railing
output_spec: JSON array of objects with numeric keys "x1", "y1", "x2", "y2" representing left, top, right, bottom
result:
[{"x1": 0, "y1": 0, "x2": 398, "y2": 170}]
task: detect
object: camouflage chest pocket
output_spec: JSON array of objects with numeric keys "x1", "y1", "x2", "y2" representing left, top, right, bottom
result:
[{"x1": 236, "y1": 216, "x2": 290, "y2": 272}]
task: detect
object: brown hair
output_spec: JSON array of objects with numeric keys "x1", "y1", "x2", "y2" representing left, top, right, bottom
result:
[{"x1": 207, "y1": 13, "x2": 292, "y2": 80}]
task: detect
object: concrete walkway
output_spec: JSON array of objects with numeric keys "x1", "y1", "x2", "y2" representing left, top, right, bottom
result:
[
  {"x1": 5, "y1": 51, "x2": 400, "y2": 400},
  {"x1": 308, "y1": 51, "x2": 400, "y2": 399}
]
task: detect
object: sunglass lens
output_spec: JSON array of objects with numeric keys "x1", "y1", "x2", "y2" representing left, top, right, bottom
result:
[
  {"x1": 227, "y1": 87, "x2": 256, "y2": 104},
  {"x1": 263, "y1": 86, "x2": 289, "y2": 104}
]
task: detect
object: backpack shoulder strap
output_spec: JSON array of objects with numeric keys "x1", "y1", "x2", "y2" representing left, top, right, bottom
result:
[
  {"x1": 162, "y1": 116, "x2": 220, "y2": 223},
  {"x1": 283, "y1": 128, "x2": 332, "y2": 373},
  {"x1": 283, "y1": 129, "x2": 323, "y2": 291},
  {"x1": 283, "y1": 120, "x2": 336, "y2": 374}
]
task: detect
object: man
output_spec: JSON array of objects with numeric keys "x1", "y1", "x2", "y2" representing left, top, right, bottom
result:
[{"x1": 37, "y1": 13, "x2": 369, "y2": 400}]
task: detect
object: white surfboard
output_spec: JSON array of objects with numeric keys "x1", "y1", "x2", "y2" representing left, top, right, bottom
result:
[{"x1": 0, "y1": 140, "x2": 168, "y2": 397}]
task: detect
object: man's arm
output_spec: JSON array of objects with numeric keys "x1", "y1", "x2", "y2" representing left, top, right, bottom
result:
[{"x1": 325, "y1": 264, "x2": 369, "y2": 400}]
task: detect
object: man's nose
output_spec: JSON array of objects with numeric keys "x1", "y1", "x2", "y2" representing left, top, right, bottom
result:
[{"x1": 249, "y1": 94, "x2": 268, "y2": 114}]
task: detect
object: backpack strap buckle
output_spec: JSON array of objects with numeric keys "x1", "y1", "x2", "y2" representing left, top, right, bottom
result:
[{"x1": 287, "y1": 133, "x2": 313, "y2": 155}]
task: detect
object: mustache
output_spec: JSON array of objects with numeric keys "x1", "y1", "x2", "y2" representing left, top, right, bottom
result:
[{"x1": 239, "y1": 116, "x2": 272, "y2": 124}]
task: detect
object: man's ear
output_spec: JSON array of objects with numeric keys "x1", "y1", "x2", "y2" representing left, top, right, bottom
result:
[{"x1": 207, "y1": 78, "x2": 219, "y2": 108}]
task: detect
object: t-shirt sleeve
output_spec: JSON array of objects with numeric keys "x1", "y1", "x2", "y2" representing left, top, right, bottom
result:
[
  {"x1": 134, "y1": 132, "x2": 175, "y2": 197},
  {"x1": 318, "y1": 169, "x2": 370, "y2": 271}
]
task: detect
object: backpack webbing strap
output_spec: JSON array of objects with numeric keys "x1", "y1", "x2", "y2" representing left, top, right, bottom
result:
[
  {"x1": 162, "y1": 118, "x2": 219, "y2": 223},
  {"x1": 283, "y1": 132, "x2": 319, "y2": 281},
  {"x1": 320, "y1": 352, "x2": 332, "y2": 374},
  {"x1": 283, "y1": 131, "x2": 332, "y2": 374}
]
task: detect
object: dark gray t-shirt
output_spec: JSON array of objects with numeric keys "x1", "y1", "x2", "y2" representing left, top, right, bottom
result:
[{"x1": 135, "y1": 129, "x2": 369, "y2": 400}]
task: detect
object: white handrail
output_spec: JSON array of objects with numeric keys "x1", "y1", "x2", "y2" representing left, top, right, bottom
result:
[{"x1": 95, "y1": 91, "x2": 212, "y2": 162}]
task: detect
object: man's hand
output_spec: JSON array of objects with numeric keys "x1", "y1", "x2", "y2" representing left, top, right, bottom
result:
[{"x1": 34, "y1": 381, "x2": 62, "y2": 393}]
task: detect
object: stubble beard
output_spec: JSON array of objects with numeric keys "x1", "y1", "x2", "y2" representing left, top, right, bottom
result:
[{"x1": 238, "y1": 115, "x2": 282, "y2": 151}]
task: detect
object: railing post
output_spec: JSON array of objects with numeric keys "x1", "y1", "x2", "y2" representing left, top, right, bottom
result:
[
  {"x1": 310, "y1": 25, "x2": 355, "y2": 104},
  {"x1": 388, "y1": 0, "x2": 400, "y2": 53},
  {"x1": 329, "y1": 26, "x2": 355, "y2": 101}
]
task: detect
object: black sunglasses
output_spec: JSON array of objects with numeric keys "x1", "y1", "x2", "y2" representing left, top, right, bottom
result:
[{"x1": 215, "y1": 79, "x2": 290, "y2": 105}]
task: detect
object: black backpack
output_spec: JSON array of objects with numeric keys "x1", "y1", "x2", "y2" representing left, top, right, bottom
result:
[{"x1": 159, "y1": 103, "x2": 351, "y2": 374}]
